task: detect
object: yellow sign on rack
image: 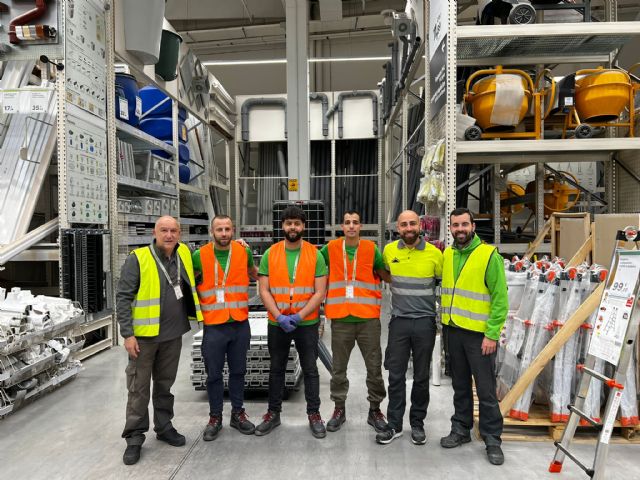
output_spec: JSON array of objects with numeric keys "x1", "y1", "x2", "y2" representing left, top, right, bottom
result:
[{"x1": 288, "y1": 179, "x2": 299, "y2": 192}]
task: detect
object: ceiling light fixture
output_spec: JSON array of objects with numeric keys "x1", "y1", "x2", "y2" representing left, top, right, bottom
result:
[{"x1": 202, "y1": 56, "x2": 391, "y2": 66}]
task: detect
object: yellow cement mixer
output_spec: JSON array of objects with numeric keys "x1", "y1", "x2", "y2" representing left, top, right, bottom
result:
[
  {"x1": 563, "y1": 64, "x2": 640, "y2": 138},
  {"x1": 463, "y1": 66, "x2": 543, "y2": 141},
  {"x1": 525, "y1": 171, "x2": 580, "y2": 217}
]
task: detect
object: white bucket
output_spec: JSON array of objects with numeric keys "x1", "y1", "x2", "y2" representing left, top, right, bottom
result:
[
  {"x1": 457, "y1": 112, "x2": 476, "y2": 140},
  {"x1": 123, "y1": 0, "x2": 166, "y2": 65}
]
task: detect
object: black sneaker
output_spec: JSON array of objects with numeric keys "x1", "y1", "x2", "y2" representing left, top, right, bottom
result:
[
  {"x1": 308, "y1": 412, "x2": 327, "y2": 439},
  {"x1": 411, "y1": 426, "x2": 427, "y2": 445},
  {"x1": 123, "y1": 445, "x2": 141, "y2": 465},
  {"x1": 203, "y1": 415, "x2": 222, "y2": 441},
  {"x1": 486, "y1": 445, "x2": 504, "y2": 465},
  {"x1": 255, "y1": 410, "x2": 281, "y2": 436},
  {"x1": 367, "y1": 408, "x2": 387, "y2": 433},
  {"x1": 375, "y1": 426, "x2": 403, "y2": 445},
  {"x1": 326, "y1": 407, "x2": 346, "y2": 432},
  {"x1": 440, "y1": 431, "x2": 471, "y2": 448},
  {"x1": 156, "y1": 427, "x2": 186, "y2": 446},
  {"x1": 230, "y1": 409, "x2": 256, "y2": 435}
]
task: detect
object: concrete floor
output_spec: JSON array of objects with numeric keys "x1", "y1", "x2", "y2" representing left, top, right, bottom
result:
[{"x1": 1, "y1": 313, "x2": 638, "y2": 480}]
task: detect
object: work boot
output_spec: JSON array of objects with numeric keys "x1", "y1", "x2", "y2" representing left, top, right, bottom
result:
[
  {"x1": 123, "y1": 445, "x2": 141, "y2": 465},
  {"x1": 411, "y1": 426, "x2": 427, "y2": 445},
  {"x1": 203, "y1": 415, "x2": 223, "y2": 441},
  {"x1": 156, "y1": 427, "x2": 186, "y2": 446},
  {"x1": 255, "y1": 410, "x2": 281, "y2": 436},
  {"x1": 375, "y1": 425, "x2": 403, "y2": 445},
  {"x1": 440, "y1": 431, "x2": 471, "y2": 448},
  {"x1": 308, "y1": 412, "x2": 327, "y2": 439},
  {"x1": 230, "y1": 409, "x2": 255, "y2": 435},
  {"x1": 367, "y1": 408, "x2": 388, "y2": 433},
  {"x1": 326, "y1": 407, "x2": 346, "y2": 432},
  {"x1": 486, "y1": 445, "x2": 504, "y2": 465}
]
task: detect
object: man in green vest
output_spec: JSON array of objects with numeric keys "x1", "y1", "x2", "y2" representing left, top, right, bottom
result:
[
  {"x1": 439, "y1": 207, "x2": 508, "y2": 466},
  {"x1": 117, "y1": 216, "x2": 203, "y2": 466}
]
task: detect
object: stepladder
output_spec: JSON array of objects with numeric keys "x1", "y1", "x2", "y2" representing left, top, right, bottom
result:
[{"x1": 550, "y1": 226, "x2": 640, "y2": 479}]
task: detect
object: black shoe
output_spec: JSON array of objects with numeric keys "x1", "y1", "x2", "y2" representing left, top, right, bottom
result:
[
  {"x1": 375, "y1": 426, "x2": 403, "y2": 445},
  {"x1": 411, "y1": 426, "x2": 427, "y2": 445},
  {"x1": 308, "y1": 412, "x2": 327, "y2": 439},
  {"x1": 440, "y1": 431, "x2": 471, "y2": 448},
  {"x1": 486, "y1": 445, "x2": 504, "y2": 465},
  {"x1": 156, "y1": 427, "x2": 186, "y2": 447},
  {"x1": 367, "y1": 408, "x2": 388, "y2": 433},
  {"x1": 203, "y1": 415, "x2": 223, "y2": 441},
  {"x1": 230, "y1": 409, "x2": 256, "y2": 435},
  {"x1": 326, "y1": 407, "x2": 346, "y2": 432},
  {"x1": 255, "y1": 410, "x2": 281, "y2": 436},
  {"x1": 123, "y1": 445, "x2": 141, "y2": 465}
]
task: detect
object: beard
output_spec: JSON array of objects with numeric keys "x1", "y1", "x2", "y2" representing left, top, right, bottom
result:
[
  {"x1": 454, "y1": 231, "x2": 474, "y2": 245},
  {"x1": 400, "y1": 230, "x2": 418, "y2": 245},
  {"x1": 214, "y1": 237, "x2": 231, "y2": 247},
  {"x1": 285, "y1": 230, "x2": 303, "y2": 242}
]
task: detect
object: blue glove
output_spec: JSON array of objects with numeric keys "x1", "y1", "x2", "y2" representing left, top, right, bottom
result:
[
  {"x1": 277, "y1": 314, "x2": 296, "y2": 333},
  {"x1": 289, "y1": 313, "x2": 302, "y2": 325}
]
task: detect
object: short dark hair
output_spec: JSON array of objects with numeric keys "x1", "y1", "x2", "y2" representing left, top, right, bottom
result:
[
  {"x1": 342, "y1": 210, "x2": 361, "y2": 222},
  {"x1": 211, "y1": 214, "x2": 232, "y2": 227},
  {"x1": 450, "y1": 207, "x2": 475, "y2": 223},
  {"x1": 280, "y1": 205, "x2": 306, "y2": 223}
]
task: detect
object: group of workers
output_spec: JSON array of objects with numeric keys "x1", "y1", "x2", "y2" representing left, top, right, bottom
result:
[{"x1": 116, "y1": 205, "x2": 508, "y2": 468}]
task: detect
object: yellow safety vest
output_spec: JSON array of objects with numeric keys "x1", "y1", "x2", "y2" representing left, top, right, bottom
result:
[
  {"x1": 441, "y1": 243, "x2": 495, "y2": 333},
  {"x1": 132, "y1": 243, "x2": 203, "y2": 337}
]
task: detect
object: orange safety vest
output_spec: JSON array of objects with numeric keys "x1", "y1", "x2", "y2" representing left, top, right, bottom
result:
[
  {"x1": 324, "y1": 238, "x2": 382, "y2": 319},
  {"x1": 197, "y1": 241, "x2": 249, "y2": 325},
  {"x1": 267, "y1": 240, "x2": 319, "y2": 321}
]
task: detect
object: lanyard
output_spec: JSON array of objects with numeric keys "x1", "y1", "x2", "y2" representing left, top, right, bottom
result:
[
  {"x1": 343, "y1": 239, "x2": 358, "y2": 285},
  {"x1": 149, "y1": 244, "x2": 181, "y2": 286},
  {"x1": 213, "y1": 245, "x2": 232, "y2": 288},
  {"x1": 287, "y1": 243, "x2": 302, "y2": 300}
]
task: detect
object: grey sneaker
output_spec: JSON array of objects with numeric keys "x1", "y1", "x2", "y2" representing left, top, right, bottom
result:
[
  {"x1": 411, "y1": 426, "x2": 427, "y2": 445},
  {"x1": 375, "y1": 426, "x2": 403, "y2": 445}
]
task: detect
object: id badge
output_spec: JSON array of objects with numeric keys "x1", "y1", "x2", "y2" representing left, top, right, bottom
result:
[
  {"x1": 216, "y1": 289, "x2": 225, "y2": 303},
  {"x1": 173, "y1": 284, "x2": 183, "y2": 300},
  {"x1": 345, "y1": 284, "x2": 354, "y2": 299}
]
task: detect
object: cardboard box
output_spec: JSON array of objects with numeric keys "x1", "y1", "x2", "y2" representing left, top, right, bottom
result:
[
  {"x1": 593, "y1": 213, "x2": 640, "y2": 266},
  {"x1": 553, "y1": 214, "x2": 590, "y2": 261}
]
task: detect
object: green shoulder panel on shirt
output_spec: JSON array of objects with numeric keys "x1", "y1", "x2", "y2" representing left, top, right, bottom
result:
[
  {"x1": 373, "y1": 246, "x2": 385, "y2": 271},
  {"x1": 258, "y1": 247, "x2": 270, "y2": 276}
]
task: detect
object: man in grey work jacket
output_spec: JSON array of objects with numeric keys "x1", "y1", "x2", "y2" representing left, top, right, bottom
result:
[{"x1": 116, "y1": 216, "x2": 202, "y2": 465}]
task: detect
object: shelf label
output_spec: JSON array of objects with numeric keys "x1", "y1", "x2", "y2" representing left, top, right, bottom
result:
[
  {"x1": 30, "y1": 90, "x2": 50, "y2": 113},
  {"x1": 1, "y1": 91, "x2": 21, "y2": 114},
  {"x1": 119, "y1": 97, "x2": 129, "y2": 120},
  {"x1": 135, "y1": 96, "x2": 142, "y2": 118},
  {"x1": 288, "y1": 179, "x2": 298, "y2": 192}
]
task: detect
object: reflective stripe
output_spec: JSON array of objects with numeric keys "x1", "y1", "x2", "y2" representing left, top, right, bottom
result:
[
  {"x1": 328, "y1": 280, "x2": 381, "y2": 290},
  {"x1": 133, "y1": 298, "x2": 160, "y2": 308},
  {"x1": 446, "y1": 306, "x2": 489, "y2": 322},
  {"x1": 133, "y1": 317, "x2": 159, "y2": 326},
  {"x1": 199, "y1": 286, "x2": 249, "y2": 297},
  {"x1": 441, "y1": 287, "x2": 490, "y2": 302},
  {"x1": 391, "y1": 275, "x2": 434, "y2": 285},
  {"x1": 325, "y1": 296, "x2": 381, "y2": 305},
  {"x1": 276, "y1": 301, "x2": 308, "y2": 310},
  {"x1": 201, "y1": 301, "x2": 249, "y2": 311},
  {"x1": 270, "y1": 287, "x2": 290, "y2": 294},
  {"x1": 270, "y1": 286, "x2": 314, "y2": 295},
  {"x1": 391, "y1": 287, "x2": 434, "y2": 296}
]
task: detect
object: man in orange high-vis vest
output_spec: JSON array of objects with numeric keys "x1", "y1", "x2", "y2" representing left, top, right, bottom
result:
[
  {"x1": 321, "y1": 210, "x2": 390, "y2": 434},
  {"x1": 255, "y1": 205, "x2": 328, "y2": 439},
  {"x1": 192, "y1": 215, "x2": 258, "y2": 442}
]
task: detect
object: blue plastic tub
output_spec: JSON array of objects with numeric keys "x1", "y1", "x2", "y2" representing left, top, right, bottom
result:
[
  {"x1": 179, "y1": 164, "x2": 191, "y2": 184},
  {"x1": 115, "y1": 73, "x2": 139, "y2": 126},
  {"x1": 138, "y1": 85, "x2": 187, "y2": 120},
  {"x1": 152, "y1": 141, "x2": 190, "y2": 164}
]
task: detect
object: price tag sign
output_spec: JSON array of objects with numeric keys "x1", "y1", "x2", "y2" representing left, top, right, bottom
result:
[
  {"x1": 2, "y1": 91, "x2": 20, "y2": 114},
  {"x1": 288, "y1": 179, "x2": 298, "y2": 192},
  {"x1": 135, "y1": 96, "x2": 142, "y2": 118},
  {"x1": 30, "y1": 90, "x2": 50, "y2": 113},
  {"x1": 118, "y1": 97, "x2": 129, "y2": 120}
]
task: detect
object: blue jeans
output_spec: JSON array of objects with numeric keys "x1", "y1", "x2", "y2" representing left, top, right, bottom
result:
[{"x1": 202, "y1": 321, "x2": 251, "y2": 416}]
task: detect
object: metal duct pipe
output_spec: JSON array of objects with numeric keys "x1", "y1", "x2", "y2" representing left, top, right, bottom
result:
[
  {"x1": 326, "y1": 91, "x2": 378, "y2": 139},
  {"x1": 240, "y1": 98, "x2": 287, "y2": 142},
  {"x1": 277, "y1": 143, "x2": 288, "y2": 200},
  {"x1": 309, "y1": 92, "x2": 329, "y2": 137},
  {"x1": 398, "y1": 36, "x2": 422, "y2": 91},
  {"x1": 0, "y1": 217, "x2": 58, "y2": 266}
]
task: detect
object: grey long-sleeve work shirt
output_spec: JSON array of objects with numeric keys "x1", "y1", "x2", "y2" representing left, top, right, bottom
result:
[{"x1": 116, "y1": 242, "x2": 194, "y2": 342}]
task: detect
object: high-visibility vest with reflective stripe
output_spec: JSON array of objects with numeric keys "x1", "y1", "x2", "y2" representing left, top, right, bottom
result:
[
  {"x1": 325, "y1": 238, "x2": 381, "y2": 319},
  {"x1": 197, "y1": 241, "x2": 249, "y2": 325},
  {"x1": 267, "y1": 240, "x2": 319, "y2": 321},
  {"x1": 132, "y1": 243, "x2": 203, "y2": 337},
  {"x1": 441, "y1": 243, "x2": 495, "y2": 333}
]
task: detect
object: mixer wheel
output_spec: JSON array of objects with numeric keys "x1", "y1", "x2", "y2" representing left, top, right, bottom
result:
[
  {"x1": 464, "y1": 125, "x2": 483, "y2": 141},
  {"x1": 574, "y1": 123, "x2": 594, "y2": 139},
  {"x1": 509, "y1": 4, "x2": 536, "y2": 25}
]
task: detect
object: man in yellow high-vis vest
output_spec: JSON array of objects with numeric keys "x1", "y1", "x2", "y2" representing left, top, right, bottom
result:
[
  {"x1": 439, "y1": 208, "x2": 508, "y2": 466},
  {"x1": 117, "y1": 216, "x2": 202, "y2": 466}
]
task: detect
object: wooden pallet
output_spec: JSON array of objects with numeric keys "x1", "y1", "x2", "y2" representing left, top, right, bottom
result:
[{"x1": 474, "y1": 403, "x2": 640, "y2": 444}]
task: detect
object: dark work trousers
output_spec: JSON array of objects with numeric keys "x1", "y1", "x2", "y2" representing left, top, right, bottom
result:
[
  {"x1": 445, "y1": 324, "x2": 503, "y2": 446},
  {"x1": 330, "y1": 320, "x2": 386, "y2": 410},
  {"x1": 122, "y1": 337, "x2": 182, "y2": 446},
  {"x1": 267, "y1": 322, "x2": 320, "y2": 414},
  {"x1": 384, "y1": 316, "x2": 437, "y2": 431},
  {"x1": 201, "y1": 320, "x2": 251, "y2": 417}
]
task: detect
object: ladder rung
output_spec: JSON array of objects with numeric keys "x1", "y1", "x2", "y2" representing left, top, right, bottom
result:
[
  {"x1": 568, "y1": 405, "x2": 602, "y2": 429},
  {"x1": 577, "y1": 365, "x2": 623, "y2": 388},
  {"x1": 553, "y1": 442, "x2": 595, "y2": 477}
]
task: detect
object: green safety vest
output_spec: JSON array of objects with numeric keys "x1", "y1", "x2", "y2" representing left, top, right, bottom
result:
[
  {"x1": 131, "y1": 243, "x2": 203, "y2": 337},
  {"x1": 441, "y1": 243, "x2": 495, "y2": 333}
]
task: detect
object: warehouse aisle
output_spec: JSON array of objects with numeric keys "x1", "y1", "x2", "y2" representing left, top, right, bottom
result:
[{"x1": 0, "y1": 313, "x2": 637, "y2": 480}]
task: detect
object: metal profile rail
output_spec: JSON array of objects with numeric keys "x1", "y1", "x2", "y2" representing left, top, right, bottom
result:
[{"x1": 0, "y1": 217, "x2": 59, "y2": 266}]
